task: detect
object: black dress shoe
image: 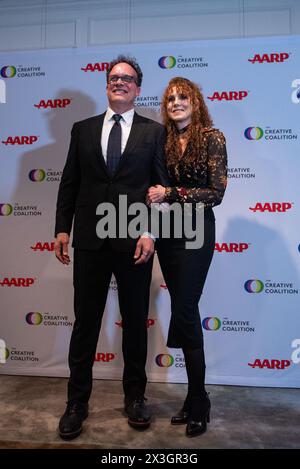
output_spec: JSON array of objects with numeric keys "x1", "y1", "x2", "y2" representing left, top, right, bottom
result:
[
  {"x1": 186, "y1": 395, "x2": 211, "y2": 438},
  {"x1": 124, "y1": 396, "x2": 151, "y2": 429},
  {"x1": 59, "y1": 402, "x2": 88, "y2": 440}
]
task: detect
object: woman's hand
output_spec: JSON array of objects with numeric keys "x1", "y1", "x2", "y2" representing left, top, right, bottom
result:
[{"x1": 147, "y1": 184, "x2": 166, "y2": 204}]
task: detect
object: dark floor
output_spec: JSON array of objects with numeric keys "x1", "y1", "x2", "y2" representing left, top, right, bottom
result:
[{"x1": 0, "y1": 374, "x2": 299, "y2": 449}]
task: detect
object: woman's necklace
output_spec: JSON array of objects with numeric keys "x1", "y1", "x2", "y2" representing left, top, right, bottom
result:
[{"x1": 176, "y1": 124, "x2": 190, "y2": 135}]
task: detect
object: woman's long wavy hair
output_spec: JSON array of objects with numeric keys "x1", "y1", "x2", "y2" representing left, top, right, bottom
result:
[{"x1": 161, "y1": 77, "x2": 213, "y2": 167}]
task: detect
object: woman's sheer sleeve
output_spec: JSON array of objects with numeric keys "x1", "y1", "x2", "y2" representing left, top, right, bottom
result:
[{"x1": 164, "y1": 130, "x2": 227, "y2": 208}]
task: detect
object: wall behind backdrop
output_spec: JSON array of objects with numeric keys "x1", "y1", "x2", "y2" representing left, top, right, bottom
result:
[
  {"x1": 0, "y1": 34, "x2": 300, "y2": 387},
  {"x1": 0, "y1": 0, "x2": 300, "y2": 52}
]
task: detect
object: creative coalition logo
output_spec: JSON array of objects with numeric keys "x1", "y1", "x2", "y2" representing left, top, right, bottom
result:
[
  {"x1": 244, "y1": 127, "x2": 263, "y2": 140},
  {"x1": 158, "y1": 54, "x2": 208, "y2": 69},
  {"x1": 248, "y1": 359, "x2": 291, "y2": 369},
  {"x1": 208, "y1": 91, "x2": 248, "y2": 102},
  {"x1": 0, "y1": 65, "x2": 16, "y2": 78},
  {"x1": 34, "y1": 98, "x2": 71, "y2": 109},
  {"x1": 244, "y1": 279, "x2": 298, "y2": 294},
  {"x1": 202, "y1": 317, "x2": 221, "y2": 330},
  {"x1": 0, "y1": 277, "x2": 36, "y2": 287},
  {"x1": 244, "y1": 279, "x2": 264, "y2": 293},
  {"x1": 158, "y1": 56, "x2": 176, "y2": 69},
  {"x1": 0, "y1": 203, "x2": 42, "y2": 217},
  {"x1": 135, "y1": 96, "x2": 161, "y2": 108},
  {"x1": 26, "y1": 312, "x2": 43, "y2": 325},
  {"x1": 81, "y1": 62, "x2": 110, "y2": 72},
  {"x1": 0, "y1": 204, "x2": 13, "y2": 216},
  {"x1": 28, "y1": 169, "x2": 62, "y2": 182},
  {"x1": 94, "y1": 352, "x2": 116, "y2": 362},
  {"x1": 155, "y1": 354, "x2": 174, "y2": 367},
  {"x1": 244, "y1": 126, "x2": 297, "y2": 140},
  {"x1": 156, "y1": 353, "x2": 203, "y2": 368},
  {"x1": 291, "y1": 79, "x2": 300, "y2": 104},
  {"x1": 202, "y1": 317, "x2": 255, "y2": 333},
  {"x1": 228, "y1": 167, "x2": 256, "y2": 180},
  {"x1": 0, "y1": 65, "x2": 46, "y2": 79},
  {"x1": 29, "y1": 169, "x2": 46, "y2": 182},
  {"x1": 2, "y1": 136, "x2": 39, "y2": 146},
  {"x1": 31, "y1": 242, "x2": 55, "y2": 252},
  {"x1": 3, "y1": 346, "x2": 39, "y2": 362},
  {"x1": 25, "y1": 312, "x2": 72, "y2": 327},
  {"x1": 215, "y1": 243, "x2": 250, "y2": 253},
  {"x1": 248, "y1": 52, "x2": 290, "y2": 64},
  {"x1": 249, "y1": 202, "x2": 293, "y2": 213}
]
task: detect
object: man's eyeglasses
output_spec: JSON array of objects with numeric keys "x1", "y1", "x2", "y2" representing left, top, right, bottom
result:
[{"x1": 108, "y1": 75, "x2": 137, "y2": 85}]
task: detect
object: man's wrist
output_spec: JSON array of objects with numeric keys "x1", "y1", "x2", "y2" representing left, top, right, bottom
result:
[{"x1": 141, "y1": 232, "x2": 156, "y2": 242}]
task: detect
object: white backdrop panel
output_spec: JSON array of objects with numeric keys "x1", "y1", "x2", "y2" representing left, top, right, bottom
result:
[{"x1": 0, "y1": 35, "x2": 300, "y2": 387}]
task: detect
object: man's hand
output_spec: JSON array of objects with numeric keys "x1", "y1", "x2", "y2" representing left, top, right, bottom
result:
[
  {"x1": 54, "y1": 232, "x2": 70, "y2": 265},
  {"x1": 134, "y1": 237, "x2": 155, "y2": 265}
]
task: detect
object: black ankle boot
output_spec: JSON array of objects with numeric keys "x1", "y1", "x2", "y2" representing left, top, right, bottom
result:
[
  {"x1": 171, "y1": 395, "x2": 191, "y2": 425},
  {"x1": 186, "y1": 394, "x2": 211, "y2": 437},
  {"x1": 59, "y1": 401, "x2": 89, "y2": 440}
]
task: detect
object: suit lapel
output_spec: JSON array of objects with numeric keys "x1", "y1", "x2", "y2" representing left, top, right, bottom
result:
[
  {"x1": 114, "y1": 112, "x2": 146, "y2": 175},
  {"x1": 89, "y1": 113, "x2": 110, "y2": 177}
]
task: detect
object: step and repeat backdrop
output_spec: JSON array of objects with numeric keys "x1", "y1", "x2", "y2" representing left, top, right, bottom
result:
[{"x1": 1, "y1": 35, "x2": 300, "y2": 387}]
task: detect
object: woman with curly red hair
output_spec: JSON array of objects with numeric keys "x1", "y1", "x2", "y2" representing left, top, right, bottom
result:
[{"x1": 148, "y1": 77, "x2": 227, "y2": 437}]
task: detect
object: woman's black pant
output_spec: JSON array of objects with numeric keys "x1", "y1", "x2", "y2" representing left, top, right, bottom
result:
[
  {"x1": 156, "y1": 209, "x2": 215, "y2": 349},
  {"x1": 157, "y1": 209, "x2": 215, "y2": 399}
]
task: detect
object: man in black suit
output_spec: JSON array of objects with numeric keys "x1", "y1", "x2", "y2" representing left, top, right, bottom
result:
[{"x1": 54, "y1": 55, "x2": 169, "y2": 440}]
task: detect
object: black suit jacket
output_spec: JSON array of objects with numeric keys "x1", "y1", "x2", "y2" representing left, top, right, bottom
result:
[{"x1": 55, "y1": 111, "x2": 169, "y2": 251}]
